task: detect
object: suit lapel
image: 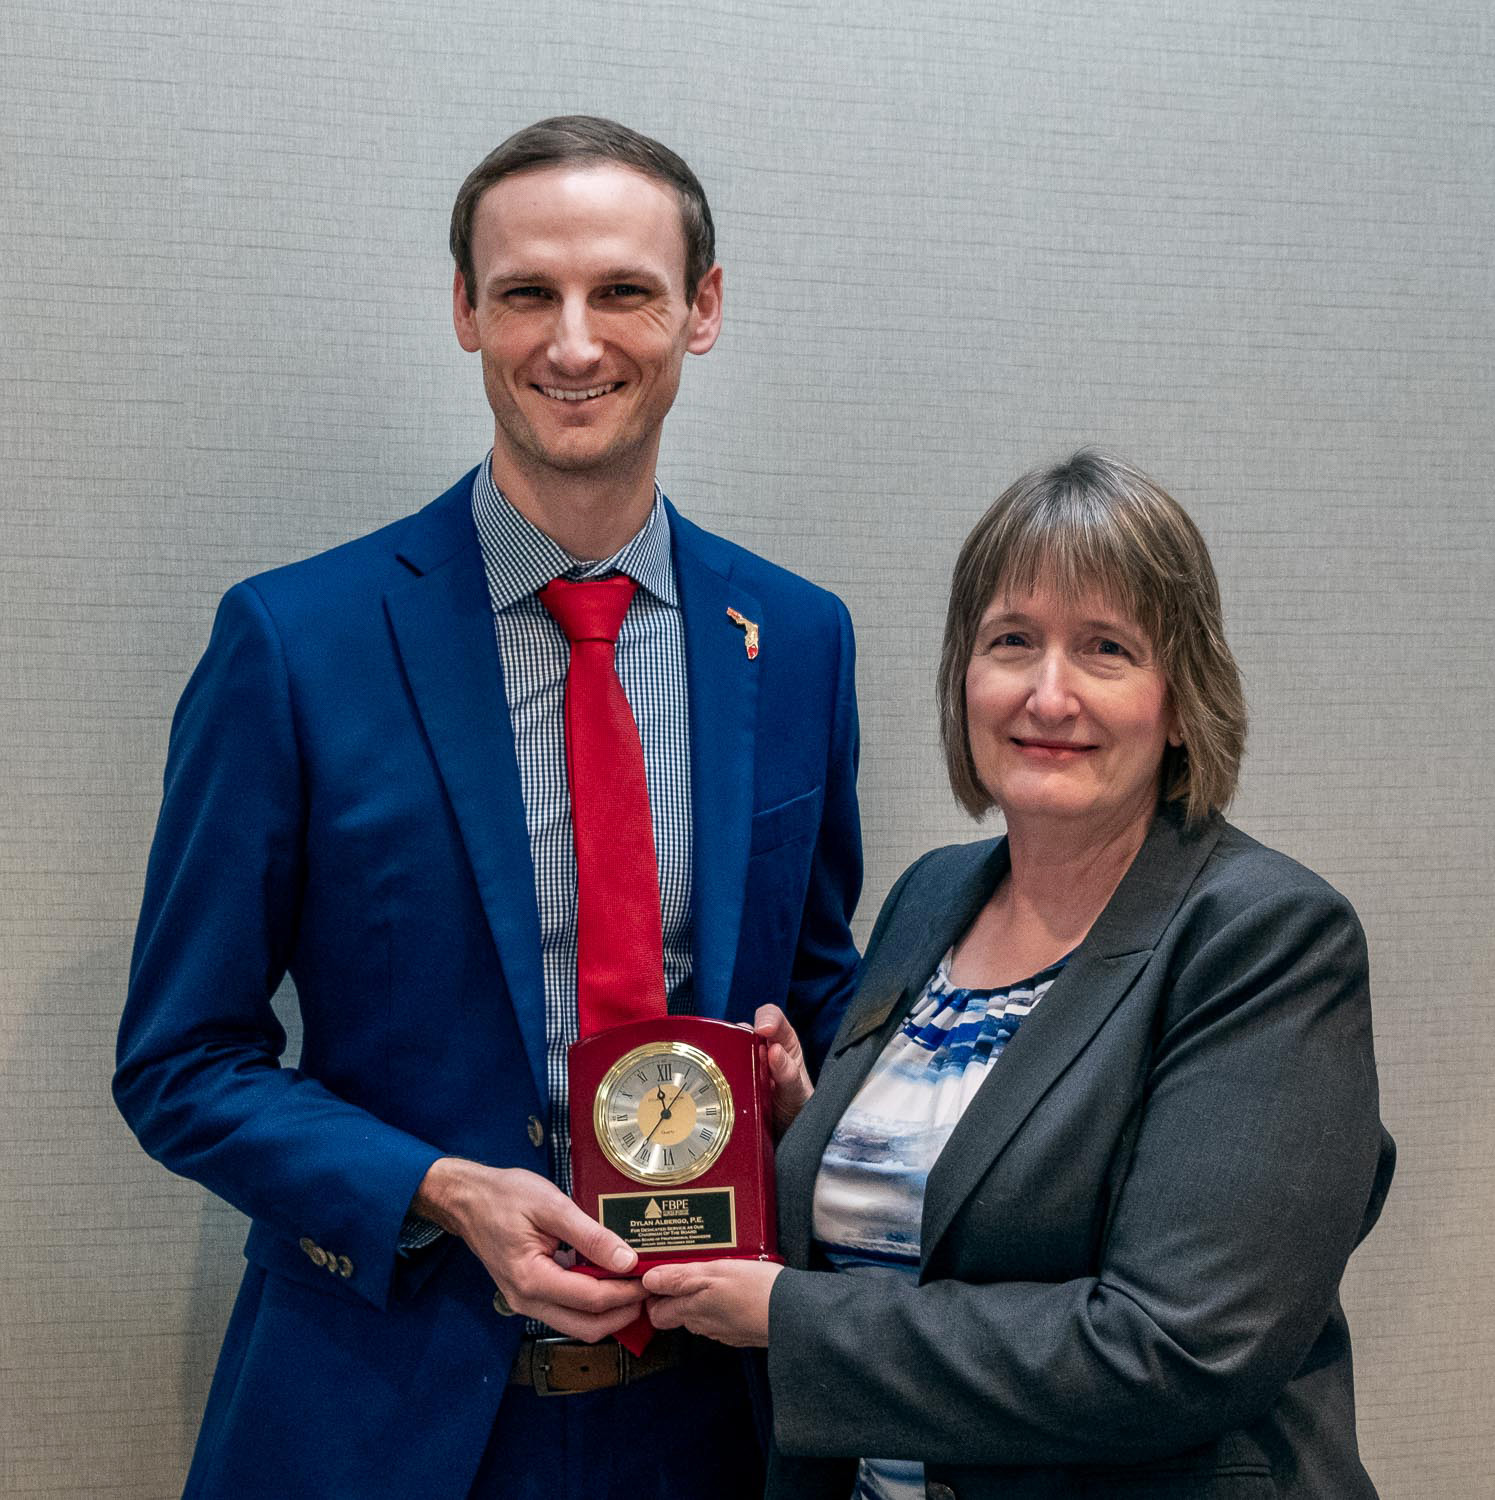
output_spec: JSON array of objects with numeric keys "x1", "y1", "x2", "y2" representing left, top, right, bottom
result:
[
  {"x1": 777, "y1": 839, "x2": 1006, "y2": 1264},
  {"x1": 832, "y1": 841, "x2": 1009, "y2": 1056},
  {"x1": 383, "y1": 485, "x2": 549, "y2": 1106},
  {"x1": 669, "y1": 506, "x2": 761, "y2": 1020},
  {"x1": 918, "y1": 944, "x2": 1151, "y2": 1258},
  {"x1": 921, "y1": 805, "x2": 1224, "y2": 1260}
]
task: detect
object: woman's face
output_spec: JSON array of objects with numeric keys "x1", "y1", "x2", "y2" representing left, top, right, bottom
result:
[{"x1": 964, "y1": 579, "x2": 1178, "y2": 838}]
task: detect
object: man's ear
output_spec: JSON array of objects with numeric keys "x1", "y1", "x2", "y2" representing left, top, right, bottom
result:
[
  {"x1": 453, "y1": 266, "x2": 481, "y2": 352},
  {"x1": 686, "y1": 263, "x2": 723, "y2": 355}
]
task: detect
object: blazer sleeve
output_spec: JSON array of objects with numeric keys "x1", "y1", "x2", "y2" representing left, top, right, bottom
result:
[
  {"x1": 767, "y1": 869, "x2": 1387, "y2": 1466},
  {"x1": 114, "y1": 582, "x2": 442, "y2": 1311},
  {"x1": 780, "y1": 595, "x2": 863, "y2": 1075}
]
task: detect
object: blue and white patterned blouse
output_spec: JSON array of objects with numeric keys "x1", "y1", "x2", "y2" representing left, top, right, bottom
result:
[{"x1": 811, "y1": 948, "x2": 1067, "y2": 1500}]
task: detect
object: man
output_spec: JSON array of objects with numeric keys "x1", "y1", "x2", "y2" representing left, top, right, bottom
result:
[{"x1": 115, "y1": 117, "x2": 862, "y2": 1498}]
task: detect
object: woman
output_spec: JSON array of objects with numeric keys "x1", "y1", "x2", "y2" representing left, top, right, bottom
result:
[{"x1": 644, "y1": 451, "x2": 1394, "y2": 1499}]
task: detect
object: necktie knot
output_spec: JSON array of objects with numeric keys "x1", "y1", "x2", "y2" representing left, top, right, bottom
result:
[{"x1": 538, "y1": 574, "x2": 638, "y2": 644}]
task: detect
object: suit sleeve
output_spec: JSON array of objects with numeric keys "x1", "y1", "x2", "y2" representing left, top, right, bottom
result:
[
  {"x1": 768, "y1": 873, "x2": 1387, "y2": 1465},
  {"x1": 114, "y1": 583, "x2": 442, "y2": 1311},
  {"x1": 782, "y1": 596, "x2": 863, "y2": 1075}
]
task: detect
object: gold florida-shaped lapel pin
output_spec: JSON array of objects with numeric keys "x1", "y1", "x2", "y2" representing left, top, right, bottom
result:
[{"x1": 725, "y1": 607, "x2": 760, "y2": 660}]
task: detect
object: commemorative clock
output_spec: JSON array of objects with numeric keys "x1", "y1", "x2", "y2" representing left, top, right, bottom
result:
[{"x1": 568, "y1": 1016, "x2": 779, "y2": 1273}]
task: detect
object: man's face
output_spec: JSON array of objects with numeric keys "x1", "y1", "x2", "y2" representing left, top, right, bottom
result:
[{"x1": 453, "y1": 163, "x2": 722, "y2": 487}]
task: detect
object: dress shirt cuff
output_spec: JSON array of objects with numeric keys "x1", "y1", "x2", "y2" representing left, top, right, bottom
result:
[{"x1": 396, "y1": 1212, "x2": 445, "y2": 1257}]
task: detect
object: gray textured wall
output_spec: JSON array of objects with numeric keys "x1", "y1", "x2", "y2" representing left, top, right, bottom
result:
[{"x1": 4, "y1": 1, "x2": 1491, "y2": 1494}]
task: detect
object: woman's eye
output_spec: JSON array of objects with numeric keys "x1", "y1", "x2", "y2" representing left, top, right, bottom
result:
[{"x1": 1095, "y1": 638, "x2": 1131, "y2": 658}]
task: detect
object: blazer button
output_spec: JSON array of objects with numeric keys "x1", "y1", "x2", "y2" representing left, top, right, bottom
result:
[
  {"x1": 298, "y1": 1236, "x2": 317, "y2": 1260},
  {"x1": 307, "y1": 1243, "x2": 328, "y2": 1268},
  {"x1": 337, "y1": 1255, "x2": 355, "y2": 1278},
  {"x1": 926, "y1": 1484, "x2": 957, "y2": 1500},
  {"x1": 527, "y1": 1115, "x2": 545, "y2": 1149}
]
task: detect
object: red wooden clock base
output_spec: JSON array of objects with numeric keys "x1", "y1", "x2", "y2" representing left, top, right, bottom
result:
[{"x1": 568, "y1": 1016, "x2": 779, "y2": 1274}]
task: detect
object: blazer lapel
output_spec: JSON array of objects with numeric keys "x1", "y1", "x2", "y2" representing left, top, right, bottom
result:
[
  {"x1": 777, "y1": 839, "x2": 1007, "y2": 1265},
  {"x1": 921, "y1": 805, "x2": 1224, "y2": 1260},
  {"x1": 833, "y1": 840, "x2": 1009, "y2": 1056},
  {"x1": 669, "y1": 506, "x2": 761, "y2": 1020},
  {"x1": 383, "y1": 489, "x2": 549, "y2": 1106}
]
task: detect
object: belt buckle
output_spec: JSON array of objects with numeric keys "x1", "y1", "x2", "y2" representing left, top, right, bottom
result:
[{"x1": 530, "y1": 1336, "x2": 625, "y2": 1397}]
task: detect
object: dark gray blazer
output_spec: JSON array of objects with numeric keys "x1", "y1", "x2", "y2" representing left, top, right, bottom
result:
[{"x1": 766, "y1": 804, "x2": 1394, "y2": 1500}]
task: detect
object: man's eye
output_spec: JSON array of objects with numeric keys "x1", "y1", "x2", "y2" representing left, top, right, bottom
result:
[
  {"x1": 604, "y1": 284, "x2": 648, "y2": 299},
  {"x1": 504, "y1": 286, "x2": 550, "y2": 301}
]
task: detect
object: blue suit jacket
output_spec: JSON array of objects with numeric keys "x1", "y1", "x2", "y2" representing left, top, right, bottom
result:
[{"x1": 115, "y1": 469, "x2": 862, "y2": 1497}]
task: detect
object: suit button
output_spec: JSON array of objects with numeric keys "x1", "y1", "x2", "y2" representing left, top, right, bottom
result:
[
  {"x1": 337, "y1": 1255, "x2": 355, "y2": 1278},
  {"x1": 527, "y1": 1114, "x2": 545, "y2": 1149},
  {"x1": 306, "y1": 1243, "x2": 328, "y2": 1268},
  {"x1": 298, "y1": 1237, "x2": 317, "y2": 1260},
  {"x1": 926, "y1": 1485, "x2": 957, "y2": 1500}
]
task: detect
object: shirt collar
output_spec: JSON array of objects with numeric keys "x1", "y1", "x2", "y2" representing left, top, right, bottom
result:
[{"x1": 471, "y1": 453, "x2": 677, "y2": 612}]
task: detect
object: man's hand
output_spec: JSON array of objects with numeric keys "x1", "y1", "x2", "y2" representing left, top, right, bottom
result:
[
  {"x1": 642, "y1": 1259, "x2": 784, "y2": 1347},
  {"x1": 413, "y1": 1158, "x2": 645, "y2": 1341},
  {"x1": 754, "y1": 1004, "x2": 813, "y2": 1137}
]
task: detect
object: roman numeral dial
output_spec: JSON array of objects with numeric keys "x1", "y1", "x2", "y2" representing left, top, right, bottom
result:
[{"x1": 592, "y1": 1040, "x2": 734, "y2": 1185}]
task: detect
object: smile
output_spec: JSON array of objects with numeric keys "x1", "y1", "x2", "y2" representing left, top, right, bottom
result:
[
  {"x1": 538, "y1": 383, "x2": 622, "y2": 402},
  {"x1": 1012, "y1": 739, "x2": 1096, "y2": 757}
]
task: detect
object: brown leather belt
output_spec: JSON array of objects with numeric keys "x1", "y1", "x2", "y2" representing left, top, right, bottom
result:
[{"x1": 508, "y1": 1330, "x2": 694, "y2": 1397}]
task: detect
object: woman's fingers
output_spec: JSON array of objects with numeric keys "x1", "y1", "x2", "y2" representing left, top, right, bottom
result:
[
  {"x1": 753, "y1": 1004, "x2": 798, "y2": 1051},
  {"x1": 640, "y1": 1259, "x2": 782, "y2": 1346},
  {"x1": 753, "y1": 1006, "x2": 813, "y2": 1134}
]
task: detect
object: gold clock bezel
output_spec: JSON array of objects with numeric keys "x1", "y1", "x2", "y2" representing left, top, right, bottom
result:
[{"x1": 592, "y1": 1040, "x2": 735, "y2": 1186}]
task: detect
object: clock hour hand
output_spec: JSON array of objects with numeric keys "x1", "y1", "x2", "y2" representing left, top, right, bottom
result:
[{"x1": 641, "y1": 1077, "x2": 691, "y2": 1145}]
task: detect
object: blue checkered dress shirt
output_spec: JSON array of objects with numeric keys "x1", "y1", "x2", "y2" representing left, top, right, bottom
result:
[{"x1": 469, "y1": 456, "x2": 695, "y2": 1197}]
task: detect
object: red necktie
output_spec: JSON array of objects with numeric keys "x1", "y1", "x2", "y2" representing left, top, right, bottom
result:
[{"x1": 539, "y1": 575, "x2": 668, "y2": 1037}]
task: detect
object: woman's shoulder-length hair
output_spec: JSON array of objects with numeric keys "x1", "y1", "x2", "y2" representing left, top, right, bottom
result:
[{"x1": 938, "y1": 450, "x2": 1247, "y2": 826}]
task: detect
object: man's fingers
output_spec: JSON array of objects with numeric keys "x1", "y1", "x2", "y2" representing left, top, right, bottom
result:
[
  {"x1": 524, "y1": 1188, "x2": 639, "y2": 1274},
  {"x1": 525, "y1": 1298, "x2": 651, "y2": 1344},
  {"x1": 584, "y1": 1228, "x2": 641, "y2": 1275},
  {"x1": 513, "y1": 1256, "x2": 645, "y2": 1314}
]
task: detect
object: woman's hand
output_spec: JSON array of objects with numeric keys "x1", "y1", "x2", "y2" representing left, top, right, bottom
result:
[
  {"x1": 643, "y1": 1258, "x2": 784, "y2": 1347},
  {"x1": 755, "y1": 1003, "x2": 813, "y2": 1137}
]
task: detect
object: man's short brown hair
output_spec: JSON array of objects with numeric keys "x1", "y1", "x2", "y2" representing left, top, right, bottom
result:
[{"x1": 450, "y1": 115, "x2": 716, "y2": 307}]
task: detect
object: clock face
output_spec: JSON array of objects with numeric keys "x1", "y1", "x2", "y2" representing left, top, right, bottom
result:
[{"x1": 593, "y1": 1040, "x2": 734, "y2": 1185}]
